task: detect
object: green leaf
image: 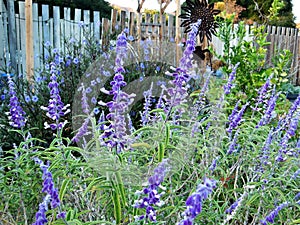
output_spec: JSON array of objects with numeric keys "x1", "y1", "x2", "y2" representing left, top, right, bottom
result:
[
  {"x1": 158, "y1": 142, "x2": 165, "y2": 162},
  {"x1": 59, "y1": 178, "x2": 70, "y2": 201},
  {"x1": 84, "y1": 177, "x2": 105, "y2": 196}
]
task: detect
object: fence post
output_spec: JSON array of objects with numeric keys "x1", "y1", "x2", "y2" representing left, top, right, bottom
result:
[
  {"x1": 25, "y1": 0, "x2": 34, "y2": 83},
  {"x1": 7, "y1": 0, "x2": 17, "y2": 73},
  {"x1": 53, "y1": 6, "x2": 60, "y2": 50},
  {"x1": 176, "y1": 0, "x2": 180, "y2": 66}
]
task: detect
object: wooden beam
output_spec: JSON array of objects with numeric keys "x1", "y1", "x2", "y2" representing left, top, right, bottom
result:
[
  {"x1": 7, "y1": 0, "x2": 17, "y2": 73},
  {"x1": 176, "y1": 0, "x2": 180, "y2": 66},
  {"x1": 25, "y1": 0, "x2": 33, "y2": 83}
]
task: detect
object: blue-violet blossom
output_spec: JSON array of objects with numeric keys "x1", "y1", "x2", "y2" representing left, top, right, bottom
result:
[
  {"x1": 33, "y1": 158, "x2": 65, "y2": 224},
  {"x1": 7, "y1": 75, "x2": 26, "y2": 128},
  {"x1": 99, "y1": 32, "x2": 135, "y2": 152},
  {"x1": 178, "y1": 177, "x2": 216, "y2": 225},
  {"x1": 41, "y1": 62, "x2": 70, "y2": 130},
  {"x1": 134, "y1": 159, "x2": 169, "y2": 222}
]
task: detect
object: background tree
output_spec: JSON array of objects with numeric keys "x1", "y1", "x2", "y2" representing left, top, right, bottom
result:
[
  {"x1": 6, "y1": 0, "x2": 112, "y2": 19},
  {"x1": 236, "y1": 0, "x2": 295, "y2": 27}
]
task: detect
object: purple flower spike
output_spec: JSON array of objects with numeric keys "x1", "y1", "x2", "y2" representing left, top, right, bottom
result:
[
  {"x1": 261, "y1": 202, "x2": 289, "y2": 224},
  {"x1": 253, "y1": 76, "x2": 272, "y2": 111},
  {"x1": 72, "y1": 117, "x2": 90, "y2": 143},
  {"x1": 227, "y1": 102, "x2": 248, "y2": 133},
  {"x1": 100, "y1": 32, "x2": 135, "y2": 153},
  {"x1": 33, "y1": 158, "x2": 66, "y2": 224},
  {"x1": 224, "y1": 63, "x2": 240, "y2": 95},
  {"x1": 227, "y1": 130, "x2": 239, "y2": 154},
  {"x1": 225, "y1": 196, "x2": 243, "y2": 214},
  {"x1": 7, "y1": 75, "x2": 26, "y2": 128},
  {"x1": 164, "y1": 20, "x2": 201, "y2": 114},
  {"x1": 256, "y1": 91, "x2": 280, "y2": 128},
  {"x1": 134, "y1": 159, "x2": 169, "y2": 222},
  {"x1": 40, "y1": 62, "x2": 70, "y2": 131},
  {"x1": 33, "y1": 194, "x2": 50, "y2": 225},
  {"x1": 179, "y1": 177, "x2": 216, "y2": 225},
  {"x1": 78, "y1": 83, "x2": 90, "y2": 115},
  {"x1": 141, "y1": 84, "x2": 153, "y2": 126},
  {"x1": 277, "y1": 112, "x2": 300, "y2": 158}
]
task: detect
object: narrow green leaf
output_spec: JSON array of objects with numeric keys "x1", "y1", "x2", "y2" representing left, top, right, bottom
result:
[
  {"x1": 112, "y1": 190, "x2": 122, "y2": 224},
  {"x1": 158, "y1": 142, "x2": 165, "y2": 162},
  {"x1": 165, "y1": 123, "x2": 170, "y2": 146},
  {"x1": 59, "y1": 178, "x2": 70, "y2": 201}
]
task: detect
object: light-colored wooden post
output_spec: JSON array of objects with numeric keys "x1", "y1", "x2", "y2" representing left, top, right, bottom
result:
[
  {"x1": 7, "y1": 0, "x2": 17, "y2": 73},
  {"x1": 176, "y1": 0, "x2": 180, "y2": 66},
  {"x1": 25, "y1": 0, "x2": 33, "y2": 83}
]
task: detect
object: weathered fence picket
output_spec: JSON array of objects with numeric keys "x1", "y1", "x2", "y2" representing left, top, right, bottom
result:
[{"x1": 0, "y1": 0, "x2": 299, "y2": 83}]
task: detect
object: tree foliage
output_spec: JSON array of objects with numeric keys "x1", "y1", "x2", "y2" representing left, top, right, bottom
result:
[
  {"x1": 6, "y1": 0, "x2": 112, "y2": 19},
  {"x1": 236, "y1": 0, "x2": 295, "y2": 27}
]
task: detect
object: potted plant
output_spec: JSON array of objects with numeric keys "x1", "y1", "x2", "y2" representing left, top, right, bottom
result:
[{"x1": 281, "y1": 83, "x2": 300, "y2": 101}]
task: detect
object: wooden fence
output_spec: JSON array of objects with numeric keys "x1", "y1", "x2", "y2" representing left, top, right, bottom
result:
[{"x1": 0, "y1": 0, "x2": 299, "y2": 83}]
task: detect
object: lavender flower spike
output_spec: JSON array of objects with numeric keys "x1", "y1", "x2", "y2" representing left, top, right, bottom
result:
[
  {"x1": 178, "y1": 177, "x2": 216, "y2": 225},
  {"x1": 253, "y1": 76, "x2": 272, "y2": 111},
  {"x1": 41, "y1": 62, "x2": 70, "y2": 131},
  {"x1": 261, "y1": 201, "x2": 290, "y2": 224},
  {"x1": 100, "y1": 32, "x2": 135, "y2": 152},
  {"x1": 134, "y1": 159, "x2": 169, "y2": 222},
  {"x1": 33, "y1": 194, "x2": 51, "y2": 225},
  {"x1": 224, "y1": 63, "x2": 240, "y2": 95},
  {"x1": 165, "y1": 20, "x2": 201, "y2": 113},
  {"x1": 7, "y1": 75, "x2": 26, "y2": 128},
  {"x1": 141, "y1": 83, "x2": 153, "y2": 126},
  {"x1": 33, "y1": 157, "x2": 66, "y2": 224},
  {"x1": 256, "y1": 91, "x2": 280, "y2": 128},
  {"x1": 227, "y1": 130, "x2": 239, "y2": 154},
  {"x1": 225, "y1": 197, "x2": 242, "y2": 214},
  {"x1": 227, "y1": 102, "x2": 248, "y2": 133}
]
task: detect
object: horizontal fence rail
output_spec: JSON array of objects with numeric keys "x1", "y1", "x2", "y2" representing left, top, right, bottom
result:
[{"x1": 0, "y1": 0, "x2": 299, "y2": 84}]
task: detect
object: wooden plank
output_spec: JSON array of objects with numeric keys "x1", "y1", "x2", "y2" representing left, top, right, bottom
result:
[
  {"x1": 60, "y1": 18, "x2": 64, "y2": 53},
  {"x1": 64, "y1": 7, "x2": 71, "y2": 40},
  {"x1": 2, "y1": 8, "x2": 9, "y2": 71},
  {"x1": 0, "y1": 0, "x2": 6, "y2": 13},
  {"x1": 280, "y1": 26, "x2": 286, "y2": 49},
  {"x1": 129, "y1": 12, "x2": 135, "y2": 37},
  {"x1": 145, "y1": 13, "x2": 150, "y2": 36},
  {"x1": 111, "y1": 9, "x2": 117, "y2": 34},
  {"x1": 161, "y1": 15, "x2": 166, "y2": 40},
  {"x1": 32, "y1": 3, "x2": 40, "y2": 73},
  {"x1": 15, "y1": 14, "x2": 21, "y2": 75},
  {"x1": 25, "y1": 0, "x2": 34, "y2": 82},
  {"x1": 49, "y1": 18, "x2": 53, "y2": 47},
  {"x1": 94, "y1": 11, "x2": 100, "y2": 40},
  {"x1": 101, "y1": 17, "x2": 110, "y2": 51},
  {"x1": 291, "y1": 28, "x2": 299, "y2": 84},
  {"x1": 74, "y1": 8, "x2": 81, "y2": 42},
  {"x1": 19, "y1": 1, "x2": 26, "y2": 76},
  {"x1": 38, "y1": 16, "x2": 43, "y2": 68},
  {"x1": 153, "y1": 14, "x2": 159, "y2": 39},
  {"x1": 168, "y1": 14, "x2": 174, "y2": 40},
  {"x1": 83, "y1": 10, "x2": 90, "y2": 34},
  {"x1": 53, "y1": 6, "x2": 60, "y2": 50},
  {"x1": 42, "y1": 4, "x2": 50, "y2": 58},
  {"x1": 0, "y1": 13, "x2": 5, "y2": 72},
  {"x1": 120, "y1": 10, "x2": 126, "y2": 32},
  {"x1": 7, "y1": 0, "x2": 17, "y2": 72},
  {"x1": 265, "y1": 25, "x2": 272, "y2": 65}
]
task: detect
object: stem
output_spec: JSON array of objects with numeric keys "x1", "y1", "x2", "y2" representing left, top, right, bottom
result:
[{"x1": 19, "y1": 192, "x2": 28, "y2": 225}]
